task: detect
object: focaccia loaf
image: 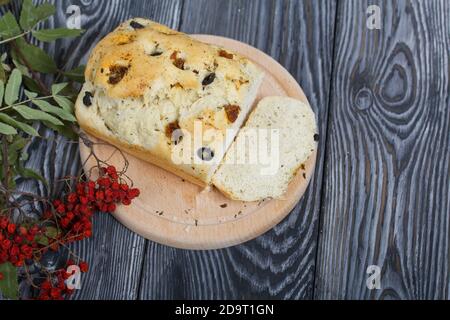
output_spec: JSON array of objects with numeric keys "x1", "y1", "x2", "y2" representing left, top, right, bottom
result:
[{"x1": 75, "y1": 18, "x2": 264, "y2": 186}]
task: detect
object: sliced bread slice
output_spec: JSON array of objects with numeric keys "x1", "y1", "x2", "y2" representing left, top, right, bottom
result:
[{"x1": 212, "y1": 96, "x2": 318, "y2": 201}]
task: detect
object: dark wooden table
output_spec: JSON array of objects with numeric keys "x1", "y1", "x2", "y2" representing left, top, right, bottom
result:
[{"x1": 3, "y1": 0, "x2": 449, "y2": 299}]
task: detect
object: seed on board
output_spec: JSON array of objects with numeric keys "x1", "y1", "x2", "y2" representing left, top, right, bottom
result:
[
  {"x1": 197, "y1": 147, "x2": 214, "y2": 161},
  {"x1": 130, "y1": 21, "x2": 145, "y2": 29},
  {"x1": 314, "y1": 133, "x2": 319, "y2": 141},
  {"x1": 202, "y1": 73, "x2": 216, "y2": 86},
  {"x1": 83, "y1": 91, "x2": 93, "y2": 107}
]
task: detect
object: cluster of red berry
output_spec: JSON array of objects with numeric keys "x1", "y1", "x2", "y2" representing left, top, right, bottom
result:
[
  {"x1": 37, "y1": 260, "x2": 89, "y2": 300},
  {"x1": 0, "y1": 218, "x2": 44, "y2": 267},
  {"x1": 0, "y1": 165, "x2": 140, "y2": 300}
]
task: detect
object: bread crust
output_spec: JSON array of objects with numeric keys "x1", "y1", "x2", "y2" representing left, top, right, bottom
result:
[{"x1": 76, "y1": 18, "x2": 264, "y2": 186}]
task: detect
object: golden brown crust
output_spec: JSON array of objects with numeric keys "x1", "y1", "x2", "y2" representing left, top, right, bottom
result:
[{"x1": 85, "y1": 18, "x2": 258, "y2": 99}]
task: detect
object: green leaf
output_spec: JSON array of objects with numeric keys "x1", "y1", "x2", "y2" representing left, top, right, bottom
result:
[
  {"x1": 0, "y1": 12, "x2": 21, "y2": 39},
  {"x1": 0, "y1": 113, "x2": 39, "y2": 136},
  {"x1": 20, "y1": 150, "x2": 29, "y2": 161},
  {"x1": 33, "y1": 2, "x2": 56, "y2": 25},
  {"x1": 24, "y1": 89, "x2": 38, "y2": 99},
  {"x1": 0, "y1": 122, "x2": 17, "y2": 135},
  {"x1": 20, "y1": 0, "x2": 55, "y2": 31},
  {"x1": 63, "y1": 65, "x2": 85, "y2": 82},
  {"x1": 42, "y1": 120, "x2": 77, "y2": 140},
  {"x1": 19, "y1": 0, "x2": 35, "y2": 30},
  {"x1": 14, "y1": 38, "x2": 57, "y2": 74},
  {"x1": 32, "y1": 99, "x2": 76, "y2": 122},
  {"x1": 7, "y1": 145, "x2": 18, "y2": 163},
  {"x1": 32, "y1": 28, "x2": 84, "y2": 42},
  {"x1": 16, "y1": 165, "x2": 48, "y2": 186},
  {"x1": 0, "y1": 80, "x2": 4, "y2": 104},
  {"x1": 12, "y1": 59, "x2": 31, "y2": 77},
  {"x1": 0, "y1": 64, "x2": 5, "y2": 82},
  {"x1": 44, "y1": 226, "x2": 59, "y2": 239},
  {"x1": 8, "y1": 136, "x2": 28, "y2": 152},
  {"x1": 34, "y1": 234, "x2": 48, "y2": 246},
  {"x1": 0, "y1": 262, "x2": 18, "y2": 300},
  {"x1": 51, "y1": 82, "x2": 68, "y2": 95},
  {"x1": 22, "y1": 76, "x2": 42, "y2": 93},
  {"x1": 12, "y1": 105, "x2": 64, "y2": 126},
  {"x1": 4, "y1": 69, "x2": 22, "y2": 105},
  {"x1": 54, "y1": 95, "x2": 74, "y2": 113}
]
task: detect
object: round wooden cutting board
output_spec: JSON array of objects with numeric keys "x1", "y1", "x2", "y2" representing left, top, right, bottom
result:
[{"x1": 79, "y1": 35, "x2": 317, "y2": 250}]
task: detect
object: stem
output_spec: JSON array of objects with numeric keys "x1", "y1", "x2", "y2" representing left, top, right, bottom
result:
[
  {"x1": 0, "y1": 94, "x2": 73, "y2": 112},
  {"x1": 0, "y1": 31, "x2": 30, "y2": 45}
]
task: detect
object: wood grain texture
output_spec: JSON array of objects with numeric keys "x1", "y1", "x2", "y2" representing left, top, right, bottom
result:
[
  {"x1": 138, "y1": 0, "x2": 336, "y2": 299},
  {"x1": 1, "y1": 0, "x2": 182, "y2": 300},
  {"x1": 315, "y1": 0, "x2": 450, "y2": 299}
]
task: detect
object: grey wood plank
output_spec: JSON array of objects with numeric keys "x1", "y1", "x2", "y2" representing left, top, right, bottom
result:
[
  {"x1": 57, "y1": 0, "x2": 183, "y2": 300},
  {"x1": 1, "y1": 0, "x2": 182, "y2": 300},
  {"x1": 138, "y1": 0, "x2": 337, "y2": 300},
  {"x1": 315, "y1": 0, "x2": 450, "y2": 299}
]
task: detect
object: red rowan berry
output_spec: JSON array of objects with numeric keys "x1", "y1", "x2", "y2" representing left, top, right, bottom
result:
[
  {"x1": 79, "y1": 261, "x2": 89, "y2": 273},
  {"x1": 80, "y1": 196, "x2": 89, "y2": 205},
  {"x1": 50, "y1": 288, "x2": 61, "y2": 299},
  {"x1": 7, "y1": 223, "x2": 16, "y2": 234},
  {"x1": 67, "y1": 193, "x2": 78, "y2": 203},
  {"x1": 56, "y1": 204, "x2": 65, "y2": 214},
  {"x1": 41, "y1": 281, "x2": 51, "y2": 290},
  {"x1": 19, "y1": 226, "x2": 28, "y2": 236},
  {"x1": 0, "y1": 217, "x2": 8, "y2": 229},
  {"x1": 95, "y1": 190, "x2": 104, "y2": 201}
]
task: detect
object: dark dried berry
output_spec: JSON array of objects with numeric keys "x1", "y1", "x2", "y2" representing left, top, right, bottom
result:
[
  {"x1": 108, "y1": 65, "x2": 129, "y2": 84},
  {"x1": 202, "y1": 73, "x2": 216, "y2": 86},
  {"x1": 218, "y1": 50, "x2": 233, "y2": 59},
  {"x1": 314, "y1": 134, "x2": 319, "y2": 141},
  {"x1": 165, "y1": 121, "x2": 180, "y2": 137},
  {"x1": 130, "y1": 21, "x2": 145, "y2": 29},
  {"x1": 197, "y1": 147, "x2": 214, "y2": 161},
  {"x1": 165, "y1": 121, "x2": 183, "y2": 145},
  {"x1": 173, "y1": 58, "x2": 185, "y2": 70},
  {"x1": 224, "y1": 104, "x2": 241, "y2": 123},
  {"x1": 83, "y1": 91, "x2": 93, "y2": 107}
]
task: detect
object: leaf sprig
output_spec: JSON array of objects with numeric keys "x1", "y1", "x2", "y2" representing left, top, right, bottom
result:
[{"x1": 0, "y1": 0, "x2": 86, "y2": 299}]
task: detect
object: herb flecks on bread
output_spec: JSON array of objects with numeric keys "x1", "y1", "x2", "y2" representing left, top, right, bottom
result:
[{"x1": 75, "y1": 18, "x2": 264, "y2": 186}]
